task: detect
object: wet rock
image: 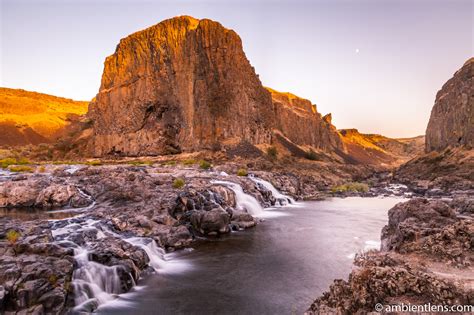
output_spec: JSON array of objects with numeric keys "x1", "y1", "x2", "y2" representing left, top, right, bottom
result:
[{"x1": 190, "y1": 209, "x2": 230, "y2": 235}]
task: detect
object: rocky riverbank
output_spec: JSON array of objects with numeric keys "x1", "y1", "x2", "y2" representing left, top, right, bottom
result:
[
  {"x1": 306, "y1": 198, "x2": 474, "y2": 314},
  {"x1": 0, "y1": 163, "x2": 302, "y2": 314}
]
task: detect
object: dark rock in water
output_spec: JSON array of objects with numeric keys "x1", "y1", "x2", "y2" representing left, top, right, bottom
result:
[
  {"x1": 381, "y1": 198, "x2": 457, "y2": 252},
  {"x1": 306, "y1": 197, "x2": 474, "y2": 314}
]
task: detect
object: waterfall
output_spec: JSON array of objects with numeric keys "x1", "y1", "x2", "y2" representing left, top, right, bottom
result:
[
  {"x1": 249, "y1": 176, "x2": 295, "y2": 206},
  {"x1": 125, "y1": 237, "x2": 167, "y2": 271},
  {"x1": 72, "y1": 247, "x2": 123, "y2": 311},
  {"x1": 51, "y1": 215, "x2": 190, "y2": 311},
  {"x1": 211, "y1": 180, "x2": 264, "y2": 215}
]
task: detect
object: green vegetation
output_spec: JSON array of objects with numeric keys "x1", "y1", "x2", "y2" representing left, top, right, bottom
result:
[
  {"x1": 163, "y1": 160, "x2": 177, "y2": 166},
  {"x1": 48, "y1": 274, "x2": 58, "y2": 286},
  {"x1": 37, "y1": 165, "x2": 46, "y2": 173},
  {"x1": 304, "y1": 149, "x2": 319, "y2": 161},
  {"x1": 6, "y1": 230, "x2": 20, "y2": 245},
  {"x1": 237, "y1": 168, "x2": 248, "y2": 176},
  {"x1": 172, "y1": 178, "x2": 185, "y2": 189},
  {"x1": 85, "y1": 160, "x2": 102, "y2": 166},
  {"x1": 331, "y1": 182, "x2": 369, "y2": 193},
  {"x1": 8, "y1": 165, "x2": 34, "y2": 172},
  {"x1": 0, "y1": 157, "x2": 30, "y2": 168},
  {"x1": 266, "y1": 146, "x2": 278, "y2": 160},
  {"x1": 199, "y1": 160, "x2": 211, "y2": 170},
  {"x1": 182, "y1": 159, "x2": 196, "y2": 166},
  {"x1": 128, "y1": 160, "x2": 154, "y2": 166}
]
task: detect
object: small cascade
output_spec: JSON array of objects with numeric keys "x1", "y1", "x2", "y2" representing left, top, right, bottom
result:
[
  {"x1": 51, "y1": 215, "x2": 190, "y2": 311},
  {"x1": 125, "y1": 237, "x2": 167, "y2": 271},
  {"x1": 72, "y1": 247, "x2": 123, "y2": 311},
  {"x1": 212, "y1": 180, "x2": 264, "y2": 215},
  {"x1": 52, "y1": 219, "x2": 125, "y2": 312},
  {"x1": 249, "y1": 176, "x2": 295, "y2": 206}
]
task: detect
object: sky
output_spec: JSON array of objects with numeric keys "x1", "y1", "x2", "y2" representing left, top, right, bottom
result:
[{"x1": 1, "y1": 0, "x2": 473, "y2": 138}]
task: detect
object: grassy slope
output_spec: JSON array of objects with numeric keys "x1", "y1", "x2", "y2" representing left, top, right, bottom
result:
[{"x1": 0, "y1": 88, "x2": 88, "y2": 145}]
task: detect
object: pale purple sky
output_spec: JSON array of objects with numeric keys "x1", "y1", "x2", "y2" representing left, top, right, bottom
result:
[{"x1": 1, "y1": 0, "x2": 473, "y2": 137}]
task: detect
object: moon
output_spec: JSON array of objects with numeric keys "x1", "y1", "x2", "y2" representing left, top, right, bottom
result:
[{"x1": 355, "y1": 48, "x2": 360, "y2": 54}]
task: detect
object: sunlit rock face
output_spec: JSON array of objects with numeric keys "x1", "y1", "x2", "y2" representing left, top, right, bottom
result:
[
  {"x1": 267, "y1": 88, "x2": 343, "y2": 151},
  {"x1": 425, "y1": 58, "x2": 473, "y2": 152},
  {"x1": 88, "y1": 16, "x2": 274, "y2": 156},
  {"x1": 87, "y1": 16, "x2": 344, "y2": 157}
]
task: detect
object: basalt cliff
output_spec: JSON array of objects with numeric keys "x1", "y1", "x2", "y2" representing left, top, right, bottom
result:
[
  {"x1": 86, "y1": 16, "x2": 343, "y2": 157},
  {"x1": 395, "y1": 58, "x2": 474, "y2": 193},
  {"x1": 425, "y1": 58, "x2": 473, "y2": 152}
]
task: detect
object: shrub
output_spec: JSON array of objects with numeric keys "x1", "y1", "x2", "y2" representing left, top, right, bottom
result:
[
  {"x1": 237, "y1": 168, "x2": 248, "y2": 176},
  {"x1": 305, "y1": 150, "x2": 319, "y2": 161},
  {"x1": 266, "y1": 146, "x2": 278, "y2": 160},
  {"x1": 128, "y1": 160, "x2": 153, "y2": 166},
  {"x1": 6, "y1": 230, "x2": 20, "y2": 245},
  {"x1": 16, "y1": 157, "x2": 31, "y2": 165},
  {"x1": 182, "y1": 159, "x2": 196, "y2": 166},
  {"x1": 199, "y1": 160, "x2": 211, "y2": 170},
  {"x1": 48, "y1": 274, "x2": 58, "y2": 286},
  {"x1": 85, "y1": 160, "x2": 102, "y2": 166},
  {"x1": 9, "y1": 165, "x2": 34, "y2": 172},
  {"x1": 0, "y1": 158, "x2": 17, "y2": 168},
  {"x1": 172, "y1": 178, "x2": 185, "y2": 189},
  {"x1": 163, "y1": 160, "x2": 177, "y2": 166},
  {"x1": 38, "y1": 165, "x2": 46, "y2": 173},
  {"x1": 331, "y1": 182, "x2": 369, "y2": 193}
]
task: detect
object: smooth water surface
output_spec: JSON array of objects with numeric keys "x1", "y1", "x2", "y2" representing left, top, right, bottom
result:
[{"x1": 98, "y1": 197, "x2": 406, "y2": 315}]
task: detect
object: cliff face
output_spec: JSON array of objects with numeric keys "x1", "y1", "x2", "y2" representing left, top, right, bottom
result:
[
  {"x1": 267, "y1": 88, "x2": 343, "y2": 151},
  {"x1": 88, "y1": 16, "x2": 343, "y2": 157},
  {"x1": 0, "y1": 88, "x2": 88, "y2": 146},
  {"x1": 425, "y1": 58, "x2": 473, "y2": 152},
  {"x1": 88, "y1": 16, "x2": 274, "y2": 156}
]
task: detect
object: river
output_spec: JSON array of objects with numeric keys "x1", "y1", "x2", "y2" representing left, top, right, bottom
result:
[{"x1": 97, "y1": 196, "x2": 406, "y2": 315}]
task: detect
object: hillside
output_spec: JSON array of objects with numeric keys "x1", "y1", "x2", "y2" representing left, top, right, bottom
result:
[
  {"x1": 339, "y1": 129, "x2": 424, "y2": 166},
  {"x1": 0, "y1": 88, "x2": 88, "y2": 146}
]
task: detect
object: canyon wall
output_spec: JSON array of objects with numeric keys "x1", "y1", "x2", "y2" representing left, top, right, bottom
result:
[
  {"x1": 87, "y1": 16, "x2": 343, "y2": 157},
  {"x1": 425, "y1": 58, "x2": 473, "y2": 152},
  {"x1": 267, "y1": 88, "x2": 342, "y2": 151}
]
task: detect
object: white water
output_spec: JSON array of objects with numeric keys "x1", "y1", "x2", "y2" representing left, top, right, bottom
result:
[
  {"x1": 249, "y1": 176, "x2": 295, "y2": 205},
  {"x1": 72, "y1": 247, "x2": 123, "y2": 311},
  {"x1": 211, "y1": 180, "x2": 264, "y2": 215},
  {"x1": 125, "y1": 237, "x2": 190, "y2": 274}
]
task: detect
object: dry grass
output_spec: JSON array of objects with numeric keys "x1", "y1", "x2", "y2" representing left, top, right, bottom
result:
[{"x1": 0, "y1": 87, "x2": 88, "y2": 138}]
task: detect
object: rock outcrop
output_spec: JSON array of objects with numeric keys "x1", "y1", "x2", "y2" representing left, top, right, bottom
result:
[
  {"x1": 425, "y1": 58, "x2": 473, "y2": 152},
  {"x1": 267, "y1": 88, "x2": 343, "y2": 151},
  {"x1": 88, "y1": 16, "x2": 274, "y2": 156},
  {"x1": 306, "y1": 198, "x2": 474, "y2": 314},
  {"x1": 396, "y1": 58, "x2": 474, "y2": 193},
  {"x1": 87, "y1": 16, "x2": 344, "y2": 157}
]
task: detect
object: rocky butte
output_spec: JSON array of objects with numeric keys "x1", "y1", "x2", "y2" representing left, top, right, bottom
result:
[{"x1": 86, "y1": 16, "x2": 343, "y2": 157}]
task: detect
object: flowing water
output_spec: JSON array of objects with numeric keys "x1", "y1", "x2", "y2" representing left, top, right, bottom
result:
[{"x1": 97, "y1": 196, "x2": 406, "y2": 315}]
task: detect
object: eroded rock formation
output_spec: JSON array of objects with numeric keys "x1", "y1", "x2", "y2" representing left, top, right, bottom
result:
[
  {"x1": 267, "y1": 88, "x2": 343, "y2": 151},
  {"x1": 425, "y1": 58, "x2": 473, "y2": 152},
  {"x1": 87, "y1": 16, "x2": 344, "y2": 157}
]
